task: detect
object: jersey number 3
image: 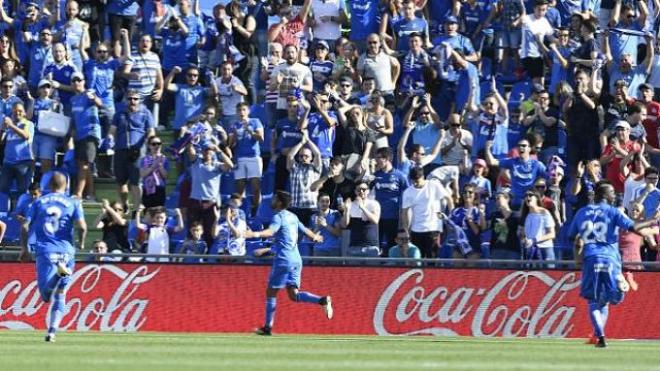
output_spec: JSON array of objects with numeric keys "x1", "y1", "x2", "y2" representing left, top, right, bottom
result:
[
  {"x1": 45, "y1": 206, "x2": 62, "y2": 235},
  {"x1": 580, "y1": 220, "x2": 607, "y2": 244}
]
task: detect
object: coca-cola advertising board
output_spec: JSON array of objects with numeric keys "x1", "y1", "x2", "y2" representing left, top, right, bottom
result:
[{"x1": 1, "y1": 263, "x2": 659, "y2": 338}]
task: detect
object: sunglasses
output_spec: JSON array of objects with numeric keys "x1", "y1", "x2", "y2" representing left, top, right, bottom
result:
[
  {"x1": 357, "y1": 187, "x2": 369, "y2": 192},
  {"x1": 483, "y1": 102, "x2": 495, "y2": 106},
  {"x1": 187, "y1": 73, "x2": 199, "y2": 77},
  {"x1": 518, "y1": 143, "x2": 529, "y2": 148},
  {"x1": 341, "y1": 84, "x2": 352, "y2": 88},
  {"x1": 535, "y1": 185, "x2": 547, "y2": 189},
  {"x1": 72, "y1": 78, "x2": 83, "y2": 82},
  {"x1": 419, "y1": 112, "x2": 430, "y2": 115},
  {"x1": 450, "y1": 123, "x2": 460, "y2": 127},
  {"x1": 150, "y1": 142, "x2": 162, "y2": 146},
  {"x1": 97, "y1": 50, "x2": 108, "y2": 54},
  {"x1": 127, "y1": 97, "x2": 140, "y2": 101},
  {"x1": 41, "y1": 32, "x2": 52, "y2": 36},
  {"x1": 1, "y1": 85, "x2": 12, "y2": 88}
]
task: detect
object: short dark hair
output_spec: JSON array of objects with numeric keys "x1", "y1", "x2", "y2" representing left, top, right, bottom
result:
[
  {"x1": 236, "y1": 102, "x2": 250, "y2": 110},
  {"x1": 644, "y1": 166, "x2": 659, "y2": 177},
  {"x1": 275, "y1": 190, "x2": 292, "y2": 209},
  {"x1": 410, "y1": 167, "x2": 425, "y2": 181},
  {"x1": 148, "y1": 206, "x2": 167, "y2": 217},
  {"x1": 317, "y1": 192, "x2": 331, "y2": 200},
  {"x1": 189, "y1": 221, "x2": 203, "y2": 230},
  {"x1": 594, "y1": 180, "x2": 613, "y2": 202},
  {"x1": 628, "y1": 102, "x2": 646, "y2": 115},
  {"x1": 376, "y1": 147, "x2": 393, "y2": 159}
]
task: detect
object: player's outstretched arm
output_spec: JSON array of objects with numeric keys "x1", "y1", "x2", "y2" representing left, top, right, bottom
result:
[{"x1": 302, "y1": 227, "x2": 323, "y2": 243}]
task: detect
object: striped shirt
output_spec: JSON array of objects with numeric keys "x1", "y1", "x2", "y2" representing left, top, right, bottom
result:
[
  {"x1": 125, "y1": 51, "x2": 161, "y2": 98},
  {"x1": 265, "y1": 60, "x2": 284, "y2": 105},
  {"x1": 289, "y1": 162, "x2": 321, "y2": 209}
]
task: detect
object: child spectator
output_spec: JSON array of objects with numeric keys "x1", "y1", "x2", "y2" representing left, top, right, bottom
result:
[
  {"x1": 94, "y1": 199, "x2": 130, "y2": 253},
  {"x1": 175, "y1": 221, "x2": 208, "y2": 263},
  {"x1": 218, "y1": 204, "x2": 247, "y2": 256},
  {"x1": 136, "y1": 206, "x2": 184, "y2": 262}
]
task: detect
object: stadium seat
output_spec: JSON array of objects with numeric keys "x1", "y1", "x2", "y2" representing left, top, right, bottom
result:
[{"x1": 1, "y1": 216, "x2": 21, "y2": 244}]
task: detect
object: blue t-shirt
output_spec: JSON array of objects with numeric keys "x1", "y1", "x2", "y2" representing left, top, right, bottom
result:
[
  {"x1": 456, "y1": 63, "x2": 480, "y2": 113},
  {"x1": 507, "y1": 120, "x2": 525, "y2": 151},
  {"x1": 173, "y1": 84, "x2": 208, "y2": 130},
  {"x1": 111, "y1": 105, "x2": 155, "y2": 149},
  {"x1": 568, "y1": 201, "x2": 634, "y2": 259},
  {"x1": 348, "y1": 0, "x2": 382, "y2": 40},
  {"x1": 609, "y1": 22, "x2": 643, "y2": 62},
  {"x1": 608, "y1": 64, "x2": 648, "y2": 97},
  {"x1": 161, "y1": 28, "x2": 188, "y2": 71},
  {"x1": 275, "y1": 118, "x2": 303, "y2": 152},
  {"x1": 181, "y1": 14, "x2": 205, "y2": 56},
  {"x1": 433, "y1": 34, "x2": 476, "y2": 58},
  {"x1": 4, "y1": 119, "x2": 34, "y2": 164},
  {"x1": 43, "y1": 63, "x2": 77, "y2": 106},
  {"x1": 269, "y1": 209, "x2": 305, "y2": 266},
  {"x1": 232, "y1": 118, "x2": 264, "y2": 158},
  {"x1": 27, "y1": 192, "x2": 84, "y2": 255},
  {"x1": 70, "y1": 93, "x2": 101, "y2": 141},
  {"x1": 309, "y1": 210, "x2": 341, "y2": 252},
  {"x1": 84, "y1": 58, "x2": 121, "y2": 105},
  {"x1": 499, "y1": 157, "x2": 547, "y2": 205},
  {"x1": 310, "y1": 59, "x2": 334, "y2": 92},
  {"x1": 373, "y1": 168, "x2": 409, "y2": 219},
  {"x1": 392, "y1": 17, "x2": 428, "y2": 53},
  {"x1": 28, "y1": 43, "x2": 53, "y2": 88},
  {"x1": 307, "y1": 111, "x2": 336, "y2": 159},
  {"x1": 189, "y1": 157, "x2": 224, "y2": 202},
  {"x1": 107, "y1": 0, "x2": 139, "y2": 16},
  {"x1": 399, "y1": 51, "x2": 429, "y2": 94},
  {"x1": 0, "y1": 95, "x2": 23, "y2": 123}
]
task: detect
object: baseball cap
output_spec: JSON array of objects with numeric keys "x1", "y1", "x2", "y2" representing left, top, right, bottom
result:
[
  {"x1": 71, "y1": 72, "x2": 84, "y2": 81},
  {"x1": 474, "y1": 159, "x2": 487, "y2": 168},
  {"x1": 316, "y1": 40, "x2": 329, "y2": 50},
  {"x1": 614, "y1": 120, "x2": 631, "y2": 130},
  {"x1": 533, "y1": 83, "x2": 546, "y2": 93},
  {"x1": 639, "y1": 83, "x2": 653, "y2": 91},
  {"x1": 38, "y1": 79, "x2": 51, "y2": 88},
  {"x1": 444, "y1": 15, "x2": 458, "y2": 24}
]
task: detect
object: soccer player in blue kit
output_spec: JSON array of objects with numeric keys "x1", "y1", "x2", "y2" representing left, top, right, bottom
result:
[
  {"x1": 20, "y1": 172, "x2": 87, "y2": 342},
  {"x1": 242, "y1": 190, "x2": 333, "y2": 336},
  {"x1": 568, "y1": 181, "x2": 658, "y2": 348}
]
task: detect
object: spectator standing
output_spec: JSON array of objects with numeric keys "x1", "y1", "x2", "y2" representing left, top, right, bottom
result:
[
  {"x1": 272, "y1": 95, "x2": 306, "y2": 191},
  {"x1": 489, "y1": 191, "x2": 521, "y2": 260},
  {"x1": 136, "y1": 206, "x2": 184, "y2": 262},
  {"x1": 186, "y1": 143, "x2": 234, "y2": 247},
  {"x1": 42, "y1": 43, "x2": 76, "y2": 113},
  {"x1": 401, "y1": 167, "x2": 453, "y2": 258},
  {"x1": 520, "y1": 190, "x2": 557, "y2": 264},
  {"x1": 334, "y1": 105, "x2": 375, "y2": 181},
  {"x1": 357, "y1": 34, "x2": 400, "y2": 98},
  {"x1": 392, "y1": 0, "x2": 430, "y2": 54},
  {"x1": 228, "y1": 102, "x2": 264, "y2": 217},
  {"x1": 307, "y1": 93, "x2": 337, "y2": 171},
  {"x1": 27, "y1": 79, "x2": 61, "y2": 173},
  {"x1": 485, "y1": 138, "x2": 547, "y2": 209},
  {"x1": 518, "y1": 0, "x2": 553, "y2": 85},
  {"x1": 216, "y1": 61, "x2": 248, "y2": 128},
  {"x1": 347, "y1": 0, "x2": 381, "y2": 52},
  {"x1": 600, "y1": 120, "x2": 641, "y2": 194},
  {"x1": 108, "y1": 89, "x2": 155, "y2": 209},
  {"x1": 269, "y1": 44, "x2": 313, "y2": 117},
  {"x1": 309, "y1": 193, "x2": 342, "y2": 257},
  {"x1": 309, "y1": 0, "x2": 346, "y2": 49},
  {"x1": 123, "y1": 33, "x2": 163, "y2": 122},
  {"x1": 440, "y1": 113, "x2": 473, "y2": 166},
  {"x1": 227, "y1": 0, "x2": 257, "y2": 103},
  {"x1": 94, "y1": 199, "x2": 129, "y2": 252},
  {"x1": 441, "y1": 184, "x2": 486, "y2": 258},
  {"x1": 81, "y1": 40, "x2": 124, "y2": 131},
  {"x1": 106, "y1": 0, "x2": 139, "y2": 57},
  {"x1": 140, "y1": 136, "x2": 169, "y2": 208},
  {"x1": 53, "y1": 0, "x2": 91, "y2": 71},
  {"x1": 70, "y1": 72, "x2": 103, "y2": 200},
  {"x1": 287, "y1": 130, "x2": 322, "y2": 225},
  {"x1": 267, "y1": 0, "x2": 311, "y2": 50},
  {"x1": 341, "y1": 181, "x2": 381, "y2": 257},
  {"x1": 563, "y1": 69, "x2": 601, "y2": 168},
  {"x1": 372, "y1": 147, "x2": 409, "y2": 255},
  {"x1": 631, "y1": 167, "x2": 660, "y2": 220},
  {"x1": 27, "y1": 27, "x2": 55, "y2": 93},
  {"x1": 0, "y1": 103, "x2": 34, "y2": 195},
  {"x1": 365, "y1": 92, "x2": 394, "y2": 151},
  {"x1": 166, "y1": 65, "x2": 217, "y2": 133}
]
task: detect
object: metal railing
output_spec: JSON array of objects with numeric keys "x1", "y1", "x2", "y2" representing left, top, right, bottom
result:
[{"x1": 2, "y1": 249, "x2": 660, "y2": 271}]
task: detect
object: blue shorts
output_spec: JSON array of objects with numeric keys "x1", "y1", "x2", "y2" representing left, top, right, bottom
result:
[
  {"x1": 496, "y1": 30, "x2": 521, "y2": 49},
  {"x1": 35, "y1": 252, "x2": 75, "y2": 301},
  {"x1": 268, "y1": 263, "x2": 302, "y2": 289},
  {"x1": 580, "y1": 255, "x2": 624, "y2": 306},
  {"x1": 33, "y1": 134, "x2": 58, "y2": 161}
]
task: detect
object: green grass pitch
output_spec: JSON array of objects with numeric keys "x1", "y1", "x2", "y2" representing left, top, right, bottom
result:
[{"x1": 1, "y1": 331, "x2": 659, "y2": 371}]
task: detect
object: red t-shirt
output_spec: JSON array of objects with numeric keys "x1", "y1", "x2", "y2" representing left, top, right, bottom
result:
[
  {"x1": 639, "y1": 100, "x2": 660, "y2": 149},
  {"x1": 602, "y1": 140, "x2": 641, "y2": 192},
  {"x1": 268, "y1": 15, "x2": 305, "y2": 49}
]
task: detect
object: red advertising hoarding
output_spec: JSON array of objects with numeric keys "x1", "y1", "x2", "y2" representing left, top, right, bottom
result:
[{"x1": 1, "y1": 263, "x2": 659, "y2": 338}]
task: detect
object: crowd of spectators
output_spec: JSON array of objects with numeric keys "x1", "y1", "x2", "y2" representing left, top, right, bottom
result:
[{"x1": 0, "y1": 0, "x2": 658, "y2": 265}]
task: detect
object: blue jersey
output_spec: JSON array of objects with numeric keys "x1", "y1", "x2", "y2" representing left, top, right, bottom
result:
[
  {"x1": 161, "y1": 29, "x2": 188, "y2": 71},
  {"x1": 43, "y1": 62, "x2": 77, "y2": 106},
  {"x1": 27, "y1": 192, "x2": 84, "y2": 255},
  {"x1": 172, "y1": 84, "x2": 208, "y2": 130},
  {"x1": 269, "y1": 210, "x2": 305, "y2": 266},
  {"x1": 307, "y1": 112, "x2": 336, "y2": 159},
  {"x1": 275, "y1": 118, "x2": 303, "y2": 152},
  {"x1": 568, "y1": 201, "x2": 635, "y2": 260},
  {"x1": 84, "y1": 58, "x2": 121, "y2": 105},
  {"x1": 373, "y1": 168, "x2": 409, "y2": 219},
  {"x1": 70, "y1": 93, "x2": 101, "y2": 141},
  {"x1": 4, "y1": 119, "x2": 34, "y2": 164},
  {"x1": 232, "y1": 118, "x2": 263, "y2": 158},
  {"x1": 392, "y1": 17, "x2": 428, "y2": 53},
  {"x1": 499, "y1": 157, "x2": 547, "y2": 205},
  {"x1": 348, "y1": 0, "x2": 382, "y2": 40}
]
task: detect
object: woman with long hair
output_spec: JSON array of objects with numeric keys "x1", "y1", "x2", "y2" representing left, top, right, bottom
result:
[
  {"x1": 520, "y1": 190, "x2": 557, "y2": 266},
  {"x1": 336, "y1": 105, "x2": 374, "y2": 181},
  {"x1": 365, "y1": 91, "x2": 394, "y2": 151},
  {"x1": 140, "y1": 136, "x2": 169, "y2": 208},
  {"x1": 442, "y1": 184, "x2": 486, "y2": 259}
]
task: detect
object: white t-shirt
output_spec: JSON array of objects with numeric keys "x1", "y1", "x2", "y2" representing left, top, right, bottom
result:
[
  {"x1": 146, "y1": 226, "x2": 170, "y2": 262},
  {"x1": 348, "y1": 199, "x2": 381, "y2": 219},
  {"x1": 523, "y1": 211, "x2": 555, "y2": 249},
  {"x1": 215, "y1": 75, "x2": 246, "y2": 116},
  {"x1": 623, "y1": 177, "x2": 645, "y2": 211},
  {"x1": 519, "y1": 14, "x2": 553, "y2": 59},
  {"x1": 311, "y1": 0, "x2": 344, "y2": 40},
  {"x1": 402, "y1": 181, "x2": 450, "y2": 233},
  {"x1": 270, "y1": 62, "x2": 313, "y2": 109},
  {"x1": 439, "y1": 129, "x2": 473, "y2": 166}
]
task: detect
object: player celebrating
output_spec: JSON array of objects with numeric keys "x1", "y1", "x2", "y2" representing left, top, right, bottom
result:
[
  {"x1": 568, "y1": 181, "x2": 658, "y2": 348},
  {"x1": 239, "y1": 190, "x2": 333, "y2": 336},
  {"x1": 21, "y1": 172, "x2": 87, "y2": 342}
]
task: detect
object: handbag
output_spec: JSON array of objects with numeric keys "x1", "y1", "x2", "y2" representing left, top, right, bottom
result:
[{"x1": 37, "y1": 110, "x2": 70, "y2": 138}]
